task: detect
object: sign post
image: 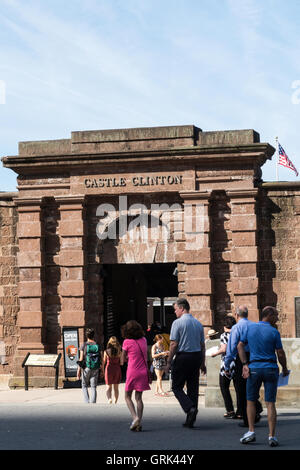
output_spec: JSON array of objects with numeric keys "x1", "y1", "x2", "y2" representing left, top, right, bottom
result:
[{"x1": 62, "y1": 327, "x2": 80, "y2": 378}]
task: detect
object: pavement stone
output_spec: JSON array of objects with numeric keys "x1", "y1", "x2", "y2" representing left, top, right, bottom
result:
[
  {"x1": 0, "y1": 382, "x2": 299, "y2": 453},
  {"x1": 0, "y1": 381, "x2": 203, "y2": 405}
]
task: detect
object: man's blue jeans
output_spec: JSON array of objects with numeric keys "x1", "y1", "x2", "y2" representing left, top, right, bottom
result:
[{"x1": 82, "y1": 368, "x2": 99, "y2": 403}]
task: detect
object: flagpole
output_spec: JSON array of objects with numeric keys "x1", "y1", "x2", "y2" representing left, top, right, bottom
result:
[{"x1": 275, "y1": 136, "x2": 279, "y2": 181}]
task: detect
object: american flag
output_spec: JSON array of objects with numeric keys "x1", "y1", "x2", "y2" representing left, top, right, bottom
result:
[{"x1": 278, "y1": 142, "x2": 298, "y2": 177}]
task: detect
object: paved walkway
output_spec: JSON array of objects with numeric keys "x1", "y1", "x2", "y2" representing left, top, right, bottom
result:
[
  {"x1": 0, "y1": 381, "x2": 205, "y2": 405},
  {"x1": 0, "y1": 382, "x2": 299, "y2": 452}
]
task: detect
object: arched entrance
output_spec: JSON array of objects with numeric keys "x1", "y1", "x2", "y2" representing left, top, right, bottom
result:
[
  {"x1": 102, "y1": 262, "x2": 178, "y2": 343},
  {"x1": 93, "y1": 195, "x2": 181, "y2": 342}
]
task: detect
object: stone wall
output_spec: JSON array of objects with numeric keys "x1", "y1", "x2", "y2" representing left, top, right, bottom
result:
[
  {"x1": 258, "y1": 183, "x2": 300, "y2": 337},
  {"x1": 0, "y1": 192, "x2": 19, "y2": 381},
  {"x1": 205, "y1": 338, "x2": 300, "y2": 407},
  {"x1": 2, "y1": 124, "x2": 300, "y2": 389}
]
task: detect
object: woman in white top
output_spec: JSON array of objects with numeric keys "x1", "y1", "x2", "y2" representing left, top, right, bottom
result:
[{"x1": 151, "y1": 334, "x2": 169, "y2": 396}]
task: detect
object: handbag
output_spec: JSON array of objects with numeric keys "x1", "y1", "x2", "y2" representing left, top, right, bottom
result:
[{"x1": 136, "y1": 339, "x2": 152, "y2": 384}]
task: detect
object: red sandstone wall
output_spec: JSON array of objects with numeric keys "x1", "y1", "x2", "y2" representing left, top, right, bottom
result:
[
  {"x1": 0, "y1": 194, "x2": 19, "y2": 375},
  {"x1": 259, "y1": 185, "x2": 300, "y2": 337},
  {"x1": 1, "y1": 183, "x2": 299, "y2": 383},
  {"x1": 1, "y1": 125, "x2": 279, "y2": 386}
]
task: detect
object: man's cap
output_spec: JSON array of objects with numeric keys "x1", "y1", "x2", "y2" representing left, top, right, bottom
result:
[{"x1": 206, "y1": 329, "x2": 218, "y2": 338}]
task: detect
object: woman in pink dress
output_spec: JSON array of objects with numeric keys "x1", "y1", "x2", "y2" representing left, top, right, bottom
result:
[{"x1": 121, "y1": 320, "x2": 150, "y2": 432}]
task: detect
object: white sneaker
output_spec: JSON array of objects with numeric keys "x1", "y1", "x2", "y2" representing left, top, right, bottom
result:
[
  {"x1": 108, "y1": 398, "x2": 112, "y2": 405},
  {"x1": 240, "y1": 431, "x2": 256, "y2": 444},
  {"x1": 268, "y1": 436, "x2": 279, "y2": 447}
]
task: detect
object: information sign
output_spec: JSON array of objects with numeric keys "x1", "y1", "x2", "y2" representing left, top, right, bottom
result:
[
  {"x1": 62, "y1": 327, "x2": 80, "y2": 378},
  {"x1": 24, "y1": 354, "x2": 59, "y2": 367},
  {"x1": 22, "y1": 353, "x2": 61, "y2": 390}
]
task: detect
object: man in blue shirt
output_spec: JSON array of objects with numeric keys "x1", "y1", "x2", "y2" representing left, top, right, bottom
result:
[
  {"x1": 164, "y1": 298, "x2": 206, "y2": 428},
  {"x1": 224, "y1": 306, "x2": 262, "y2": 425},
  {"x1": 238, "y1": 306, "x2": 289, "y2": 447},
  {"x1": 224, "y1": 306, "x2": 250, "y2": 370}
]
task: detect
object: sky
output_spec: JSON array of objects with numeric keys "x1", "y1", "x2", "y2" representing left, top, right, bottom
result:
[{"x1": 0, "y1": 0, "x2": 300, "y2": 191}]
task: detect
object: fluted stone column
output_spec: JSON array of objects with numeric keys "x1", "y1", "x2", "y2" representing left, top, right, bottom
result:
[
  {"x1": 178, "y1": 191, "x2": 213, "y2": 327},
  {"x1": 56, "y1": 196, "x2": 87, "y2": 349},
  {"x1": 228, "y1": 189, "x2": 259, "y2": 320},
  {"x1": 11, "y1": 198, "x2": 45, "y2": 387}
]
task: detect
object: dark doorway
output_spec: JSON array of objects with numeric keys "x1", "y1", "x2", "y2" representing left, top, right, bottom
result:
[{"x1": 102, "y1": 263, "x2": 178, "y2": 343}]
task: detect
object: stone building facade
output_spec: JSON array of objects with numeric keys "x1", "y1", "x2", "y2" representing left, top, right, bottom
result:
[{"x1": 0, "y1": 124, "x2": 300, "y2": 387}]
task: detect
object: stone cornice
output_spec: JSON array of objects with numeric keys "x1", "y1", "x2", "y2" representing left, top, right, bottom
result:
[
  {"x1": 0, "y1": 191, "x2": 18, "y2": 199},
  {"x1": 179, "y1": 190, "x2": 212, "y2": 200},
  {"x1": 261, "y1": 181, "x2": 300, "y2": 189},
  {"x1": 227, "y1": 189, "x2": 259, "y2": 199},
  {"x1": 17, "y1": 183, "x2": 70, "y2": 191},
  {"x1": 2, "y1": 143, "x2": 275, "y2": 176},
  {"x1": 14, "y1": 197, "x2": 44, "y2": 206}
]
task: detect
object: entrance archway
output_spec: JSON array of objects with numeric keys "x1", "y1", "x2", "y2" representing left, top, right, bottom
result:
[{"x1": 102, "y1": 262, "x2": 178, "y2": 343}]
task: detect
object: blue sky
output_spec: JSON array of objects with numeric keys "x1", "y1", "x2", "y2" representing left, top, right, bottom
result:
[{"x1": 0, "y1": 0, "x2": 300, "y2": 191}]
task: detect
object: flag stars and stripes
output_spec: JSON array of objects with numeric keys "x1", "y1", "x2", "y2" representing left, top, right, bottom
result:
[{"x1": 278, "y1": 142, "x2": 299, "y2": 177}]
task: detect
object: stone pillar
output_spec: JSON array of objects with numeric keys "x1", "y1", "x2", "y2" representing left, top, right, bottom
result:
[
  {"x1": 11, "y1": 198, "x2": 45, "y2": 387},
  {"x1": 178, "y1": 191, "x2": 213, "y2": 327},
  {"x1": 0, "y1": 196, "x2": 18, "y2": 374},
  {"x1": 57, "y1": 196, "x2": 87, "y2": 349},
  {"x1": 228, "y1": 189, "x2": 259, "y2": 320}
]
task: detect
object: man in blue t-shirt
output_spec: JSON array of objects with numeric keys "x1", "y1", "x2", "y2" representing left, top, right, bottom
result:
[
  {"x1": 237, "y1": 306, "x2": 289, "y2": 447},
  {"x1": 224, "y1": 306, "x2": 262, "y2": 425}
]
